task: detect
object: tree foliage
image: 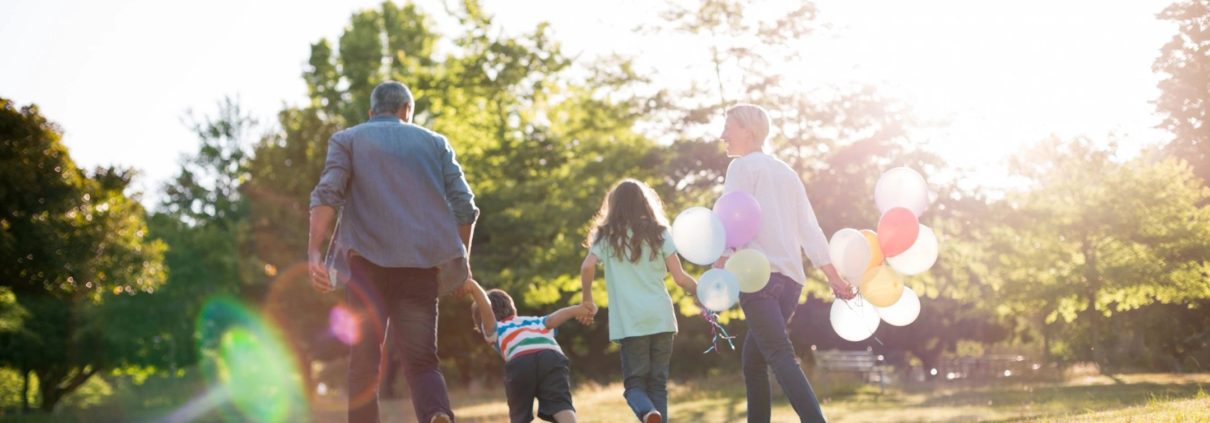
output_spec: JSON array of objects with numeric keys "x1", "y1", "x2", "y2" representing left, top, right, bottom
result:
[
  {"x1": 0, "y1": 98, "x2": 166, "y2": 411},
  {"x1": 1155, "y1": 0, "x2": 1210, "y2": 183}
]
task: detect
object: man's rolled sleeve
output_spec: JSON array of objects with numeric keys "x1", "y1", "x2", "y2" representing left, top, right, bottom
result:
[
  {"x1": 439, "y1": 136, "x2": 479, "y2": 225},
  {"x1": 309, "y1": 132, "x2": 353, "y2": 209}
]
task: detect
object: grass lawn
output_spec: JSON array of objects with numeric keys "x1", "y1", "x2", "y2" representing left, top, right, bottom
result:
[
  {"x1": 311, "y1": 373, "x2": 1210, "y2": 423},
  {"x1": 6, "y1": 373, "x2": 1207, "y2": 422}
]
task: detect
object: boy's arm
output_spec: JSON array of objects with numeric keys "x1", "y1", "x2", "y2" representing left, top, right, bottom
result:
[
  {"x1": 467, "y1": 280, "x2": 497, "y2": 336},
  {"x1": 545, "y1": 303, "x2": 591, "y2": 330}
]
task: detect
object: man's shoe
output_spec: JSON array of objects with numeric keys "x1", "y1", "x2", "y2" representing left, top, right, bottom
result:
[
  {"x1": 643, "y1": 410, "x2": 662, "y2": 423},
  {"x1": 431, "y1": 412, "x2": 452, "y2": 423}
]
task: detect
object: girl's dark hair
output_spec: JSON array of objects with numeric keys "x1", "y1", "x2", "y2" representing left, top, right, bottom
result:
[
  {"x1": 585, "y1": 179, "x2": 670, "y2": 263},
  {"x1": 471, "y1": 288, "x2": 517, "y2": 334}
]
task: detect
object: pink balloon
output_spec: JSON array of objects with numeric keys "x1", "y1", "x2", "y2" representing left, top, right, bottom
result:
[
  {"x1": 877, "y1": 207, "x2": 919, "y2": 257},
  {"x1": 713, "y1": 191, "x2": 763, "y2": 248}
]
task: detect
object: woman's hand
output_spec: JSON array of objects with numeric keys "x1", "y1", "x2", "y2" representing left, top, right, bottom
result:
[{"x1": 829, "y1": 276, "x2": 857, "y2": 301}]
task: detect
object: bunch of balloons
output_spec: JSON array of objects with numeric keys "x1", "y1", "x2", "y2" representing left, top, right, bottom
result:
[
  {"x1": 672, "y1": 191, "x2": 771, "y2": 353},
  {"x1": 828, "y1": 167, "x2": 937, "y2": 342},
  {"x1": 672, "y1": 191, "x2": 772, "y2": 313}
]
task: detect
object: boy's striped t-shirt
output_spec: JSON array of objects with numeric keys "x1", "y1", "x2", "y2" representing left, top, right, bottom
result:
[{"x1": 484, "y1": 315, "x2": 564, "y2": 361}]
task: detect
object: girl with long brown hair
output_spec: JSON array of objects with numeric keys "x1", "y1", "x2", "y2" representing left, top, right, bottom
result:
[{"x1": 578, "y1": 179, "x2": 697, "y2": 423}]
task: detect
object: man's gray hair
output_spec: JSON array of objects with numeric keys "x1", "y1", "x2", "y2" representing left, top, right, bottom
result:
[
  {"x1": 726, "y1": 104, "x2": 771, "y2": 144},
  {"x1": 370, "y1": 81, "x2": 414, "y2": 115}
]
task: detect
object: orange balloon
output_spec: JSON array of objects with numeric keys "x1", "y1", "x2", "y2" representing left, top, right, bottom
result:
[
  {"x1": 859, "y1": 264, "x2": 905, "y2": 307},
  {"x1": 861, "y1": 229, "x2": 883, "y2": 272},
  {"x1": 877, "y1": 208, "x2": 919, "y2": 257}
]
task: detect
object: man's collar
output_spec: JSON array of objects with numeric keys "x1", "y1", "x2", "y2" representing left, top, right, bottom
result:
[{"x1": 368, "y1": 114, "x2": 402, "y2": 123}]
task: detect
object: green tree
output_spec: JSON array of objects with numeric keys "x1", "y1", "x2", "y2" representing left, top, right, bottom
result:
[
  {"x1": 0, "y1": 98, "x2": 166, "y2": 412},
  {"x1": 139, "y1": 98, "x2": 259, "y2": 372},
  {"x1": 1155, "y1": 0, "x2": 1210, "y2": 183},
  {"x1": 991, "y1": 138, "x2": 1210, "y2": 371}
]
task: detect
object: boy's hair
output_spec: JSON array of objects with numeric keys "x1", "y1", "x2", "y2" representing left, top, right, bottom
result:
[
  {"x1": 585, "y1": 179, "x2": 670, "y2": 263},
  {"x1": 471, "y1": 288, "x2": 517, "y2": 334}
]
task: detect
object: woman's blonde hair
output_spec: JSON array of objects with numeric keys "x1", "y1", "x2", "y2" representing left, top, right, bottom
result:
[{"x1": 726, "y1": 104, "x2": 771, "y2": 144}]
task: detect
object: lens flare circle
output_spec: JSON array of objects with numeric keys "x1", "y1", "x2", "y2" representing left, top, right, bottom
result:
[{"x1": 197, "y1": 297, "x2": 307, "y2": 423}]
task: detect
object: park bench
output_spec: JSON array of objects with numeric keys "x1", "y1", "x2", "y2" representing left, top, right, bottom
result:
[{"x1": 813, "y1": 349, "x2": 886, "y2": 394}]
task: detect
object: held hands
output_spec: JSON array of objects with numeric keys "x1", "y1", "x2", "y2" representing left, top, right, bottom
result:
[
  {"x1": 453, "y1": 277, "x2": 482, "y2": 299},
  {"x1": 712, "y1": 255, "x2": 728, "y2": 269},
  {"x1": 576, "y1": 301, "x2": 598, "y2": 326}
]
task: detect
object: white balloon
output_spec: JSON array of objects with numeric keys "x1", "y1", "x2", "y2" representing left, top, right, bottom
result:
[
  {"x1": 875, "y1": 167, "x2": 930, "y2": 217},
  {"x1": 672, "y1": 207, "x2": 727, "y2": 265},
  {"x1": 829, "y1": 297, "x2": 881, "y2": 342},
  {"x1": 697, "y1": 269, "x2": 741, "y2": 312},
  {"x1": 828, "y1": 228, "x2": 872, "y2": 284},
  {"x1": 875, "y1": 287, "x2": 921, "y2": 326},
  {"x1": 886, "y1": 224, "x2": 938, "y2": 276}
]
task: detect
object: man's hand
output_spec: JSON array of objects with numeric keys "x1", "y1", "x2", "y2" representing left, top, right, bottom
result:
[{"x1": 308, "y1": 252, "x2": 333, "y2": 293}]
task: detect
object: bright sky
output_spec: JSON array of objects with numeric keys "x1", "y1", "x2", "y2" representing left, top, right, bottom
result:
[{"x1": 1, "y1": 0, "x2": 1176, "y2": 202}]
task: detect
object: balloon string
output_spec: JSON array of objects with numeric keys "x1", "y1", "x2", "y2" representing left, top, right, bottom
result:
[
  {"x1": 702, "y1": 311, "x2": 736, "y2": 354},
  {"x1": 840, "y1": 297, "x2": 884, "y2": 346}
]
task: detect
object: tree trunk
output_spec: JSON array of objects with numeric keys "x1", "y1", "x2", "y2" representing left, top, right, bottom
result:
[
  {"x1": 35, "y1": 366, "x2": 100, "y2": 413},
  {"x1": 1041, "y1": 321, "x2": 1051, "y2": 363},
  {"x1": 1082, "y1": 239, "x2": 1107, "y2": 373},
  {"x1": 21, "y1": 367, "x2": 30, "y2": 413},
  {"x1": 299, "y1": 351, "x2": 315, "y2": 402},
  {"x1": 38, "y1": 381, "x2": 61, "y2": 413},
  {"x1": 583, "y1": 321, "x2": 611, "y2": 382},
  {"x1": 910, "y1": 343, "x2": 946, "y2": 381}
]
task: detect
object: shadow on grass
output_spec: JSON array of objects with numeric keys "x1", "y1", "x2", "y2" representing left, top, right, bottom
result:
[{"x1": 915, "y1": 381, "x2": 1208, "y2": 414}]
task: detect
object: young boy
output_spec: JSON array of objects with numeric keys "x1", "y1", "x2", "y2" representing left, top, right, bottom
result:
[{"x1": 468, "y1": 280, "x2": 591, "y2": 423}]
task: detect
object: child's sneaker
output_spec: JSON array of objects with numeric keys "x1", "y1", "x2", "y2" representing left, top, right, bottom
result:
[{"x1": 644, "y1": 410, "x2": 662, "y2": 423}]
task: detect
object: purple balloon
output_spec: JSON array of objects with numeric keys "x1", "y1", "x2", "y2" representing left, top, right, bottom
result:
[{"x1": 713, "y1": 191, "x2": 763, "y2": 248}]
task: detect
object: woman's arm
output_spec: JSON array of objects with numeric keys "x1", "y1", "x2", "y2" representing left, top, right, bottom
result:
[{"x1": 798, "y1": 187, "x2": 856, "y2": 300}]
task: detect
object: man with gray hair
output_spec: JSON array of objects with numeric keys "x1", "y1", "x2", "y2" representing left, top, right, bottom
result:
[
  {"x1": 716, "y1": 103, "x2": 854, "y2": 423},
  {"x1": 309, "y1": 81, "x2": 478, "y2": 423}
]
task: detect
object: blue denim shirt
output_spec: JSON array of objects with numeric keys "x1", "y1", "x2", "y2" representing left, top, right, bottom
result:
[{"x1": 310, "y1": 115, "x2": 479, "y2": 271}]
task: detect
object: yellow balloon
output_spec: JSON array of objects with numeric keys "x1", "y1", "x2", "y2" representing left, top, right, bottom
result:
[
  {"x1": 861, "y1": 229, "x2": 884, "y2": 271},
  {"x1": 726, "y1": 249, "x2": 772, "y2": 293},
  {"x1": 859, "y1": 264, "x2": 904, "y2": 307}
]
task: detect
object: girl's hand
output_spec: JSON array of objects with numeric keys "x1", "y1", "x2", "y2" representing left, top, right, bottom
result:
[{"x1": 712, "y1": 255, "x2": 728, "y2": 269}]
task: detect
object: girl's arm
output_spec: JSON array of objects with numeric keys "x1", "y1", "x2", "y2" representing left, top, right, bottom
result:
[
  {"x1": 467, "y1": 280, "x2": 497, "y2": 337},
  {"x1": 545, "y1": 303, "x2": 593, "y2": 329},
  {"x1": 579, "y1": 254, "x2": 600, "y2": 318},
  {"x1": 665, "y1": 253, "x2": 698, "y2": 297}
]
